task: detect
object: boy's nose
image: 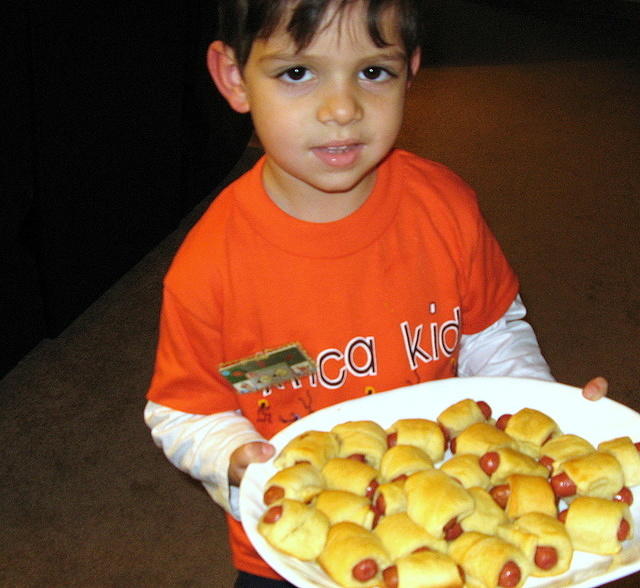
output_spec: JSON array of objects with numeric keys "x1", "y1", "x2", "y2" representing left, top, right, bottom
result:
[{"x1": 316, "y1": 84, "x2": 363, "y2": 125}]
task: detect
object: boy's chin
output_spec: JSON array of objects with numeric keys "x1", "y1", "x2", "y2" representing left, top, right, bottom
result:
[
  {"x1": 265, "y1": 153, "x2": 380, "y2": 201},
  {"x1": 307, "y1": 170, "x2": 375, "y2": 197}
]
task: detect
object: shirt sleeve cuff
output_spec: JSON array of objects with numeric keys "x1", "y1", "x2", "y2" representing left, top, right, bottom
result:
[
  {"x1": 458, "y1": 294, "x2": 555, "y2": 381},
  {"x1": 144, "y1": 401, "x2": 265, "y2": 518}
]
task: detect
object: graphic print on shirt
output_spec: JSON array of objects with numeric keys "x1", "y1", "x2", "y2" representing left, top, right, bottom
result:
[
  {"x1": 307, "y1": 335, "x2": 377, "y2": 390},
  {"x1": 256, "y1": 398, "x2": 272, "y2": 425},
  {"x1": 401, "y1": 304, "x2": 461, "y2": 369},
  {"x1": 277, "y1": 389, "x2": 315, "y2": 424},
  {"x1": 258, "y1": 303, "x2": 461, "y2": 415}
]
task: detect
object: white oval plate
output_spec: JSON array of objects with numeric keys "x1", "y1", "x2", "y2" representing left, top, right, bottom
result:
[{"x1": 240, "y1": 376, "x2": 640, "y2": 587}]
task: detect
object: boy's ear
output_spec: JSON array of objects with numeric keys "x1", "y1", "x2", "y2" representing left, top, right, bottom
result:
[
  {"x1": 407, "y1": 47, "x2": 422, "y2": 83},
  {"x1": 207, "y1": 41, "x2": 250, "y2": 113}
]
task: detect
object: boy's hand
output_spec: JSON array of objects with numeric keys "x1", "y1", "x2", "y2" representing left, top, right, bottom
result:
[
  {"x1": 582, "y1": 376, "x2": 608, "y2": 401},
  {"x1": 229, "y1": 441, "x2": 275, "y2": 486}
]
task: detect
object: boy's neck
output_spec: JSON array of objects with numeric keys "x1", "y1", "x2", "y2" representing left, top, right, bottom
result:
[{"x1": 262, "y1": 158, "x2": 378, "y2": 223}]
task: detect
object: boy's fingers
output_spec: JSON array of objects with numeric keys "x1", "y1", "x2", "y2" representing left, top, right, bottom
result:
[
  {"x1": 229, "y1": 441, "x2": 275, "y2": 485},
  {"x1": 582, "y1": 376, "x2": 608, "y2": 401},
  {"x1": 242, "y1": 441, "x2": 276, "y2": 465}
]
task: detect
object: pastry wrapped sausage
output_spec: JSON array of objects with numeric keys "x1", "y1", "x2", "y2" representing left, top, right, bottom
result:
[
  {"x1": 386, "y1": 418, "x2": 447, "y2": 463},
  {"x1": 437, "y1": 398, "x2": 492, "y2": 440},
  {"x1": 449, "y1": 531, "x2": 531, "y2": 588},
  {"x1": 562, "y1": 496, "x2": 634, "y2": 555},
  {"x1": 551, "y1": 451, "x2": 625, "y2": 501},
  {"x1": 274, "y1": 430, "x2": 339, "y2": 470},
  {"x1": 439, "y1": 453, "x2": 490, "y2": 489},
  {"x1": 598, "y1": 436, "x2": 640, "y2": 488},
  {"x1": 314, "y1": 490, "x2": 376, "y2": 530},
  {"x1": 332, "y1": 420, "x2": 388, "y2": 469},
  {"x1": 452, "y1": 422, "x2": 515, "y2": 456},
  {"x1": 379, "y1": 444, "x2": 433, "y2": 483},
  {"x1": 538, "y1": 434, "x2": 595, "y2": 474},
  {"x1": 497, "y1": 512, "x2": 572, "y2": 577},
  {"x1": 372, "y1": 481, "x2": 407, "y2": 521},
  {"x1": 318, "y1": 522, "x2": 391, "y2": 588},
  {"x1": 404, "y1": 469, "x2": 474, "y2": 540},
  {"x1": 373, "y1": 512, "x2": 447, "y2": 560},
  {"x1": 262, "y1": 462, "x2": 325, "y2": 505},
  {"x1": 258, "y1": 498, "x2": 330, "y2": 560},
  {"x1": 497, "y1": 408, "x2": 560, "y2": 458},
  {"x1": 382, "y1": 550, "x2": 464, "y2": 588},
  {"x1": 490, "y1": 474, "x2": 557, "y2": 519},
  {"x1": 322, "y1": 457, "x2": 379, "y2": 498},
  {"x1": 460, "y1": 486, "x2": 509, "y2": 535},
  {"x1": 479, "y1": 447, "x2": 549, "y2": 486}
]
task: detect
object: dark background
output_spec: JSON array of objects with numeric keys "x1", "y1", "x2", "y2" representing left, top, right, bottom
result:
[{"x1": 3, "y1": 1, "x2": 253, "y2": 376}]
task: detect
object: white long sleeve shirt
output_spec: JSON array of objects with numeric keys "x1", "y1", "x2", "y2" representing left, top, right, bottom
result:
[{"x1": 144, "y1": 294, "x2": 553, "y2": 519}]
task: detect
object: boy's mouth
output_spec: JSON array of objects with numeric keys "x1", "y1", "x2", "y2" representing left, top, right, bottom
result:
[
  {"x1": 325, "y1": 145, "x2": 351, "y2": 154},
  {"x1": 312, "y1": 142, "x2": 363, "y2": 168}
]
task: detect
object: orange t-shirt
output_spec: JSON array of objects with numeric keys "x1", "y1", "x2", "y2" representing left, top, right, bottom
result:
[{"x1": 147, "y1": 149, "x2": 518, "y2": 578}]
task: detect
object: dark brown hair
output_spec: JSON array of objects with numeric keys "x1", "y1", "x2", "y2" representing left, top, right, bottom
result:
[{"x1": 217, "y1": 0, "x2": 422, "y2": 68}]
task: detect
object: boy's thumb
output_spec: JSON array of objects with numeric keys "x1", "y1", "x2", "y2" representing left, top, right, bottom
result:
[
  {"x1": 229, "y1": 441, "x2": 275, "y2": 486},
  {"x1": 247, "y1": 441, "x2": 275, "y2": 464}
]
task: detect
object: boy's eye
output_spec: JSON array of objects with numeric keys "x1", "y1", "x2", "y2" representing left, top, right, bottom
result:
[
  {"x1": 279, "y1": 66, "x2": 313, "y2": 83},
  {"x1": 359, "y1": 66, "x2": 394, "y2": 81}
]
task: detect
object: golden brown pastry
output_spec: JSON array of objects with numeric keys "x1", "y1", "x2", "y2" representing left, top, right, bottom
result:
[
  {"x1": 314, "y1": 490, "x2": 376, "y2": 530},
  {"x1": 437, "y1": 398, "x2": 491, "y2": 439},
  {"x1": 498, "y1": 512, "x2": 572, "y2": 577},
  {"x1": 449, "y1": 531, "x2": 531, "y2": 588},
  {"x1": 490, "y1": 474, "x2": 557, "y2": 519},
  {"x1": 479, "y1": 446, "x2": 549, "y2": 486},
  {"x1": 460, "y1": 486, "x2": 509, "y2": 535},
  {"x1": 379, "y1": 444, "x2": 433, "y2": 483},
  {"x1": 374, "y1": 512, "x2": 447, "y2": 560},
  {"x1": 386, "y1": 418, "x2": 447, "y2": 463},
  {"x1": 447, "y1": 530, "x2": 486, "y2": 561},
  {"x1": 262, "y1": 462, "x2": 325, "y2": 505},
  {"x1": 381, "y1": 550, "x2": 464, "y2": 588},
  {"x1": 318, "y1": 522, "x2": 391, "y2": 588},
  {"x1": 404, "y1": 469, "x2": 474, "y2": 540},
  {"x1": 552, "y1": 451, "x2": 625, "y2": 500},
  {"x1": 452, "y1": 422, "x2": 515, "y2": 457},
  {"x1": 562, "y1": 496, "x2": 634, "y2": 555},
  {"x1": 332, "y1": 420, "x2": 388, "y2": 469},
  {"x1": 439, "y1": 453, "x2": 491, "y2": 489},
  {"x1": 499, "y1": 407, "x2": 561, "y2": 458},
  {"x1": 373, "y1": 512, "x2": 447, "y2": 560},
  {"x1": 372, "y1": 481, "x2": 407, "y2": 520},
  {"x1": 254, "y1": 397, "x2": 640, "y2": 588},
  {"x1": 538, "y1": 433, "x2": 595, "y2": 474},
  {"x1": 274, "y1": 430, "x2": 339, "y2": 470},
  {"x1": 598, "y1": 436, "x2": 640, "y2": 488},
  {"x1": 322, "y1": 457, "x2": 379, "y2": 498},
  {"x1": 258, "y1": 498, "x2": 330, "y2": 561}
]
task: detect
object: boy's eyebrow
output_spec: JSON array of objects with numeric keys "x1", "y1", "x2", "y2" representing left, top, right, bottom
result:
[{"x1": 258, "y1": 48, "x2": 408, "y2": 66}]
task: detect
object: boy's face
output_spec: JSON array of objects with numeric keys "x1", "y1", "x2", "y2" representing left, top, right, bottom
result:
[{"x1": 231, "y1": 1, "x2": 420, "y2": 216}]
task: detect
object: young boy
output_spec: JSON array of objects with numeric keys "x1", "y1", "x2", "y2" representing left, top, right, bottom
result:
[{"x1": 145, "y1": 1, "x2": 607, "y2": 585}]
